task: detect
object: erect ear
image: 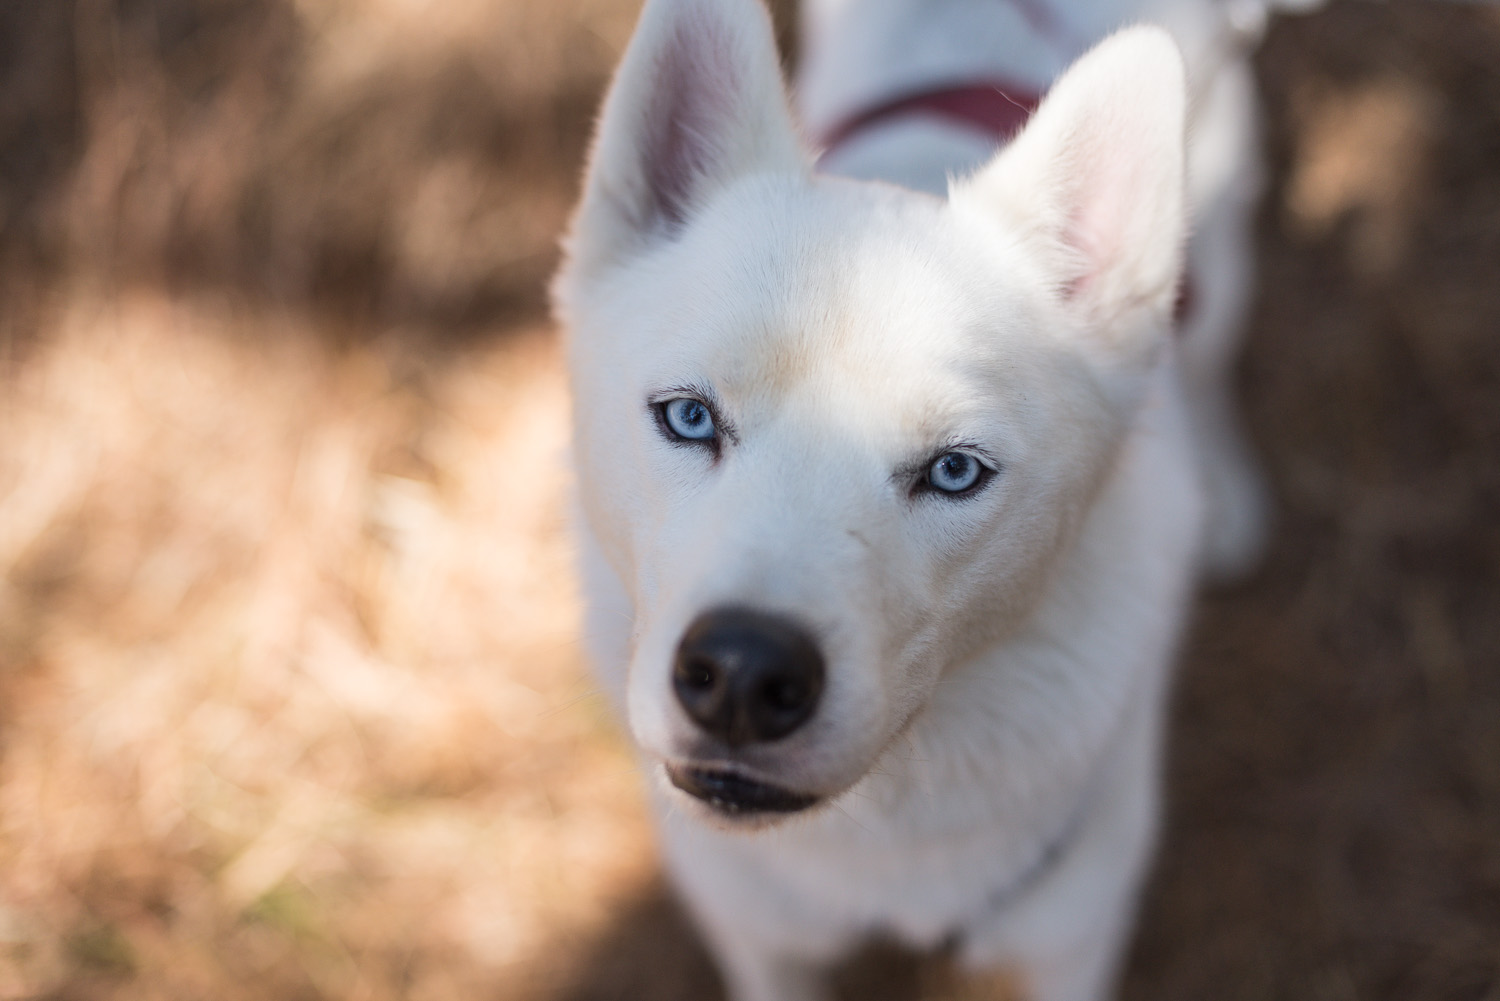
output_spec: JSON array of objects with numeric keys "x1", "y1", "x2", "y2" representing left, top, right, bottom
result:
[
  {"x1": 953, "y1": 27, "x2": 1187, "y2": 353},
  {"x1": 563, "y1": 0, "x2": 804, "y2": 276}
]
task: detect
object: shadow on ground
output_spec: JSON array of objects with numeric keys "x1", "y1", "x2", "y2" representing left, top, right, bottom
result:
[{"x1": 549, "y1": 878, "x2": 955, "y2": 1001}]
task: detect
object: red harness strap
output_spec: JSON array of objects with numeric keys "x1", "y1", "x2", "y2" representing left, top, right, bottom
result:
[
  {"x1": 817, "y1": 81, "x2": 1195, "y2": 327},
  {"x1": 817, "y1": 81, "x2": 1041, "y2": 159}
]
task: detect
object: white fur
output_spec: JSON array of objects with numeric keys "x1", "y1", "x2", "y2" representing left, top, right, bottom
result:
[
  {"x1": 804, "y1": 0, "x2": 1274, "y2": 576},
  {"x1": 553, "y1": 0, "x2": 1263, "y2": 997}
]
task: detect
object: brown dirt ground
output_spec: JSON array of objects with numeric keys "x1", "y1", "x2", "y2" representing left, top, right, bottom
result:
[{"x1": 0, "y1": 2, "x2": 1496, "y2": 1000}]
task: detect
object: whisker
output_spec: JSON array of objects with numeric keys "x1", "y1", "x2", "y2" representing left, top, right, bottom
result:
[{"x1": 539, "y1": 686, "x2": 610, "y2": 719}]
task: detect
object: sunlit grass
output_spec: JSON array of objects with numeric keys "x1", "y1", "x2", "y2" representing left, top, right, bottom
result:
[{"x1": 0, "y1": 291, "x2": 658, "y2": 998}]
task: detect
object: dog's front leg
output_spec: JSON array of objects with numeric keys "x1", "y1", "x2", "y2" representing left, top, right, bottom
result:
[
  {"x1": 674, "y1": 879, "x2": 836, "y2": 1001},
  {"x1": 701, "y1": 931, "x2": 831, "y2": 1001},
  {"x1": 660, "y1": 819, "x2": 840, "y2": 1001},
  {"x1": 959, "y1": 702, "x2": 1163, "y2": 1001},
  {"x1": 959, "y1": 850, "x2": 1143, "y2": 1001},
  {"x1": 987, "y1": 929, "x2": 1133, "y2": 1001}
]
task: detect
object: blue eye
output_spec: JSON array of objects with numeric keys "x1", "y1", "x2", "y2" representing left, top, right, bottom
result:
[
  {"x1": 927, "y1": 451, "x2": 983, "y2": 493},
  {"x1": 662, "y1": 397, "x2": 716, "y2": 441}
]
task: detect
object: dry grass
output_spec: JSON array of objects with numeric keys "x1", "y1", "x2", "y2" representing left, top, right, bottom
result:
[
  {"x1": 0, "y1": 295, "x2": 657, "y2": 1000},
  {"x1": 0, "y1": 1, "x2": 1497, "y2": 1000},
  {"x1": 1, "y1": 3, "x2": 658, "y2": 998}
]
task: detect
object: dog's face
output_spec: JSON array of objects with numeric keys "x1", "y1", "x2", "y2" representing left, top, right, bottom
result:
[{"x1": 554, "y1": 0, "x2": 1186, "y2": 824}]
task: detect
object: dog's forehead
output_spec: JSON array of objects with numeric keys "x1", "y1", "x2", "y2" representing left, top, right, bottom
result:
[{"x1": 654, "y1": 174, "x2": 1042, "y2": 417}]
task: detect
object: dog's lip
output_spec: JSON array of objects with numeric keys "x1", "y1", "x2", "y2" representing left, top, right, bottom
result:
[{"x1": 664, "y1": 763, "x2": 821, "y2": 816}]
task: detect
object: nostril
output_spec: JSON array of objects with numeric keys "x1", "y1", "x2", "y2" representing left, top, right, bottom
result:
[
  {"x1": 673, "y1": 653, "x2": 726, "y2": 735},
  {"x1": 678, "y1": 655, "x2": 718, "y2": 690},
  {"x1": 672, "y1": 607, "x2": 825, "y2": 746},
  {"x1": 762, "y1": 676, "x2": 809, "y2": 711}
]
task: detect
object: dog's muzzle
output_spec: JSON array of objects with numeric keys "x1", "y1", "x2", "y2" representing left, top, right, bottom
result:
[{"x1": 664, "y1": 608, "x2": 826, "y2": 817}]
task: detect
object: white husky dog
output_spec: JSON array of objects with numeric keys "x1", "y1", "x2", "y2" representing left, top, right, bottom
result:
[{"x1": 552, "y1": 0, "x2": 1273, "y2": 997}]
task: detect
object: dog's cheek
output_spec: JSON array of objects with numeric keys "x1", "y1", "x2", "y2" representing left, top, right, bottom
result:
[
  {"x1": 572, "y1": 431, "x2": 644, "y2": 580},
  {"x1": 624, "y1": 656, "x2": 676, "y2": 760},
  {"x1": 898, "y1": 463, "x2": 1078, "y2": 670},
  {"x1": 569, "y1": 360, "x2": 687, "y2": 604}
]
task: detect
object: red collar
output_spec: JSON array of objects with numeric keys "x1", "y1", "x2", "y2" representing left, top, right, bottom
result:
[{"x1": 818, "y1": 81, "x2": 1042, "y2": 159}]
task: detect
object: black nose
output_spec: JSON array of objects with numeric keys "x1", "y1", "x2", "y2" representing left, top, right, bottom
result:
[{"x1": 672, "y1": 608, "x2": 825, "y2": 746}]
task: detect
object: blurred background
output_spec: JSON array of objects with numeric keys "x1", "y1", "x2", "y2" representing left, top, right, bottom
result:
[{"x1": 0, "y1": 1, "x2": 1496, "y2": 998}]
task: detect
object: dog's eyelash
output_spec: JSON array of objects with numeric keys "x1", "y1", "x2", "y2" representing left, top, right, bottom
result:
[
  {"x1": 894, "y1": 442, "x2": 996, "y2": 477},
  {"x1": 900, "y1": 443, "x2": 1001, "y2": 500},
  {"x1": 647, "y1": 386, "x2": 735, "y2": 454},
  {"x1": 651, "y1": 402, "x2": 717, "y2": 453},
  {"x1": 911, "y1": 461, "x2": 996, "y2": 499}
]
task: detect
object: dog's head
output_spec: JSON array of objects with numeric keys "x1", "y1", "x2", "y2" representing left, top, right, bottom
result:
[{"x1": 553, "y1": 0, "x2": 1187, "y2": 825}]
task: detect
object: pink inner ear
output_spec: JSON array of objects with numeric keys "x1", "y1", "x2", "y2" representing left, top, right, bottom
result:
[
  {"x1": 1060, "y1": 197, "x2": 1115, "y2": 302},
  {"x1": 1058, "y1": 142, "x2": 1141, "y2": 304},
  {"x1": 641, "y1": 16, "x2": 738, "y2": 230}
]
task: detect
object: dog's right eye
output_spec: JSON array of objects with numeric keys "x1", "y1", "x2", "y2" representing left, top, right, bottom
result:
[{"x1": 660, "y1": 397, "x2": 717, "y2": 442}]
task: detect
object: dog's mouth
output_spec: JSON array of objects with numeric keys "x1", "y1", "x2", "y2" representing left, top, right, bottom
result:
[{"x1": 665, "y1": 764, "x2": 821, "y2": 817}]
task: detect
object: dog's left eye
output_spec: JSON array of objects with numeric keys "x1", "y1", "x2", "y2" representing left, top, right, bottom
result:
[
  {"x1": 661, "y1": 397, "x2": 716, "y2": 441},
  {"x1": 926, "y1": 451, "x2": 986, "y2": 494}
]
